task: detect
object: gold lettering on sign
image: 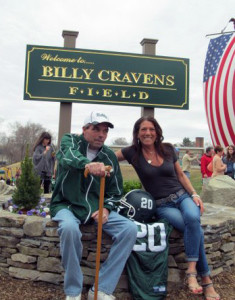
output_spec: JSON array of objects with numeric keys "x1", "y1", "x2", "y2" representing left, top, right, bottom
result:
[
  {"x1": 143, "y1": 73, "x2": 153, "y2": 84},
  {"x1": 69, "y1": 87, "x2": 79, "y2": 95},
  {"x1": 121, "y1": 90, "x2": 131, "y2": 99},
  {"x1": 41, "y1": 54, "x2": 76, "y2": 63},
  {"x1": 102, "y1": 89, "x2": 112, "y2": 97},
  {"x1": 77, "y1": 57, "x2": 85, "y2": 64},
  {"x1": 41, "y1": 66, "x2": 94, "y2": 80},
  {"x1": 98, "y1": 70, "x2": 109, "y2": 81},
  {"x1": 154, "y1": 75, "x2": 165, "y2": 85},
  {"x1": 62, "y1": 67, "x2": 72, "y2": 79},
  {"x1": 121, "y1": 72, "x2": 132, "y2": 83},
  {"x1": 87, "y1": 88, "x2": 94, "y2": 96},
  {"x1": 96, "y1": 69, "x2": 175, "y2": 87},
  {"x1": 42, "y1": 66, "x2": 53, "y2": 77},
  {"x1": 131, "y1": 72, "x2": 142, "y2": 84},
  {"x1": 83, "y1": 69, "x2": 94, "y2": 80},
  {"x1": 41, "y1": 53, "x2": 94, "y2": 65},
  {"x1": 110, "y1": 71, "x2": 122, "y2": 82},
  {"x1": 166, "y1": 75, "x2": 175, "y2": 86},
  {"x1": 139, "y1": 91, "x2": 149, "y2": 100}
]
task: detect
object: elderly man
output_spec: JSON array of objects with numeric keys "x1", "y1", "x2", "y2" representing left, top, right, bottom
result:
[{"x1": 50, "y1": 111, "x2": 137, "y2": 300}]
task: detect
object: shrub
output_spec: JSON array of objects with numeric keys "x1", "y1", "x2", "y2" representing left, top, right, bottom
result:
[
  {"x1": 12, "y1": 145, "x2": 41, "y2": 210},
  {"x1": 123, "y1": 180, "x2": 142, "y2": 195}
]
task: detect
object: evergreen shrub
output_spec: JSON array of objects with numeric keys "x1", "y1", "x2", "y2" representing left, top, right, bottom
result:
[{"x1": 12, "y1": 145, "x2": 41, "y2": 210}]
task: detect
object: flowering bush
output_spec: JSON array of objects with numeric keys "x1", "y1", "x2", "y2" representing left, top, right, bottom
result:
[{"x1": 7, "y1": 197, "x2": 50, "y2": 218}]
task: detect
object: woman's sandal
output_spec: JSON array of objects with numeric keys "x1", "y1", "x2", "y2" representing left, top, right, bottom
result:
[
  {"x1": 185, "y1": 272, "x2": 203, "y2": 295},
  {"x1": 202, "y1": 282, "x2": 220, "y2": 300}
]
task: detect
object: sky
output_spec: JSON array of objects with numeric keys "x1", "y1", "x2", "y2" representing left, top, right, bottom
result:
[{"x1": 0, "y1": 0, "x2": 234, "y2": 146}]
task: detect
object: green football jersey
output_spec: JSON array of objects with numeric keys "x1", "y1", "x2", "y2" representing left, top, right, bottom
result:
[{"x1": 126, "y1": 220, "x2": 172, "y2": 300}]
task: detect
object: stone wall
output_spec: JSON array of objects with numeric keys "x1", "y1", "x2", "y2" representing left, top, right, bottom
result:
[{"x1": 0, "y1": 203, "x2": 235, "y2": 298}]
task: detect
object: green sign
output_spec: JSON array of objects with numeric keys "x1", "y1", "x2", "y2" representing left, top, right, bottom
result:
[{"x1": 24, "y1": 45, "x2": 189, "y2": 109}]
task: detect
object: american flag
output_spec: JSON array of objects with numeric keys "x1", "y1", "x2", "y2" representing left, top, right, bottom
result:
[{"x1": 203, "y1": 33, "x2": 235, "y2": 147}]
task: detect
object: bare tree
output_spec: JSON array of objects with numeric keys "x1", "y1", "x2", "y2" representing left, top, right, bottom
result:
[
  {"x1": 0, "y1": 133, "x2": 8, "y2": 166},
  {"x1": 2, "y1": 122, "x2": 48, "y2": 164}
]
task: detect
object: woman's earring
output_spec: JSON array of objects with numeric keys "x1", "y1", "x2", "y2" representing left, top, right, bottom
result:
[{"x1": 137, "y1": 138, "x2": 140, "y2": 144}]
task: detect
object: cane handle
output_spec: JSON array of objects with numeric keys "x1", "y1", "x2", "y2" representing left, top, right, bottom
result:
[{"x1": 84, "y1": 165, "x2": 112, "y2": 178}]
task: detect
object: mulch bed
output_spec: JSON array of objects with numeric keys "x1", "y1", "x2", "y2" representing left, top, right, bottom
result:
[{"x1": 0, "y1": 267, "x2": 234, "y2": 299}]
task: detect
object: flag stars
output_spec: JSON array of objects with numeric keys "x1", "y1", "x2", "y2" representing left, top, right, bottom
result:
[{"x1": 203, "y1": 33, "x2": 233, "y2": 82}]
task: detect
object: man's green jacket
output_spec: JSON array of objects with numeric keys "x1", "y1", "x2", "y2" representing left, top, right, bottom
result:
[{"x1": 50, "y1": 134, "x2": 123, "y2": 224}]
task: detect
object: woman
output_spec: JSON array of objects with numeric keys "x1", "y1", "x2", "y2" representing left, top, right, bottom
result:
[
  {"x1": 116, "y1": 116, "x2": 220, "y2": 300},
  {"x1": 222, "y1": 145, "x2": 235, "y2": 179},
  {"x1": 212, "y1": 145, "x2": 227, "y2": 177},
  {"x1": 33, "y1": 132, "x2": 55, "y2": 194}
]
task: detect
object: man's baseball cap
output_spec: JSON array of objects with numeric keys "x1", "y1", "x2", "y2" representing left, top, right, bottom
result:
[{"x1": 83, "y1": 111, "x2": 114, "y2": 128}]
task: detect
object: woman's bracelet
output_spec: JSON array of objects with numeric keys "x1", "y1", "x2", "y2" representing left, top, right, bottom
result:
[
  {"x1": 191, "y1": 194, "x2": 201, "y2": 199},
  {"x1": 190, "y1": 190, "x2": 196, "y2": 195}
]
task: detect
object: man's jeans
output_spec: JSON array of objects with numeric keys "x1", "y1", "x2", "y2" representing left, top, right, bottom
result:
[
  {"x1": 53, "y1": 209, "x2": 137, "y2": 296},
  {"x1": 155, "y1": 192, "x2": 210, "y2": 277}
]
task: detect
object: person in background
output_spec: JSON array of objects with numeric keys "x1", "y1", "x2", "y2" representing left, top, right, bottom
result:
[
  {"x1": 212, "y1": 145, "x2": 227, "y2": 177},
  {"x1": 200, "y1": 147, "x2": 214, "y2": 186},
  {"x1": 182, "y1": 149, "x2": 199, "y2": 178},
  {"x1": 222, "y1": 145, "x2": 235, "y2": 179},
  {"x1": 116, "y1": 116, "x2": 220, "y2": 300},
  {"x1": 11, "y1": 176, "x2": 16, "y2": 186},
  {"x1": 50, "y1": 111, "x2": 137, "y2": 300},
  {"x1": 32, "y1": 132, "x2": 55, "y2": 194},
  {"x1": 15, "y1": 167, "x2": 21, "y2": 180}
]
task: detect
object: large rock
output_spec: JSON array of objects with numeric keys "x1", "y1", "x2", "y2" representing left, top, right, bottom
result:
[
  {"x1": 0, "y1": 181, "x2": 16, "y2": 195},
  {"x1": 201, "y1": 175, "x2": 235, "y2": 207}
]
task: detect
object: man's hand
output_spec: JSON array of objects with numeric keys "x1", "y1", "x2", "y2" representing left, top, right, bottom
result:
[
  {"x1": 92, "y1": 208, "x2": 110, "y2": 224},
  {"x1": 85, "y1": 162, "x2": 111, "y2": 177}
]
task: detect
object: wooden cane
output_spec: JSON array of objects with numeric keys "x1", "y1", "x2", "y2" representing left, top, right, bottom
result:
[{"x1": 84, "y1": 165, "x2": 112, "y2": 300}]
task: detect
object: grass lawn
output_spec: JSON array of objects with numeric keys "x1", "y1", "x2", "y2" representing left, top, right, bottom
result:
[
  {"x1": 120, "y1": 164, "x2": 202, "y2": 195},
  {"x1": 190, "y1": 168, "x2": 202, "y2": 195}
]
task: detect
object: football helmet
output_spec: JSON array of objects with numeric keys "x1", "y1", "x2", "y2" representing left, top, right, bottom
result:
[{"x1": 121, "y1": 189, "x2": 156, "y2": 223}]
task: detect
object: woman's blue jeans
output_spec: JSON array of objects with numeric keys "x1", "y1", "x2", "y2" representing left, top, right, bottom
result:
[
  {"x1": 155, "y1": 192, "x2": 210, "y2": 277},
  {"x1": 53, "y1": 208, "x2": 137, "y2": 296}
]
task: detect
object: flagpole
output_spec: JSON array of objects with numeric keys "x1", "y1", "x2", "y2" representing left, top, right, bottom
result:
[{"x1": 205, "y1": 30, "x2": 235, "y2": 37}]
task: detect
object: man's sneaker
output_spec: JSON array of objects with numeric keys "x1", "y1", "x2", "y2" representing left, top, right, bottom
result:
[
  {"x1": 65, "y1": 295, "x2": 81, "y2": 300},
  {"x1": 88, "y1": 289, "x2": 116, "y2": 300}
]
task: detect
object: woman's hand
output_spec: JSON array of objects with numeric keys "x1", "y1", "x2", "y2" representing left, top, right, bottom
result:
[
  {"x1": 44, "y1": 146, "x2": 50, "y2": 154},
  {"x1": 174, "y1": 162, "x2": 205, "y2": 215},
  {"x1": 192, "y1": 194, "x2": 204, "y2": 215}
]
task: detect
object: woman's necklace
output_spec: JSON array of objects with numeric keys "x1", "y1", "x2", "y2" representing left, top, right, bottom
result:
[{"x1": 143, "y1": 148, "x2": 156, "y2": 164}]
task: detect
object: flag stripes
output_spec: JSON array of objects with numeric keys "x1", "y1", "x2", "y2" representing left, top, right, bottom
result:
[{"x1": 203, "y1": 33, "x2": 235, "y2": 147}]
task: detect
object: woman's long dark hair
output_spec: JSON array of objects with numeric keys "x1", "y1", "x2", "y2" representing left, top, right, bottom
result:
[
  {"x1": 131, "y1": 116, "x2": 173, "y2": 166},
  {"x1": 33, "y1": 132, "x2": 52, "y2": 151},
  {"x1": 226, "y1": 145, "x2": 235, "y2": 162}
]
